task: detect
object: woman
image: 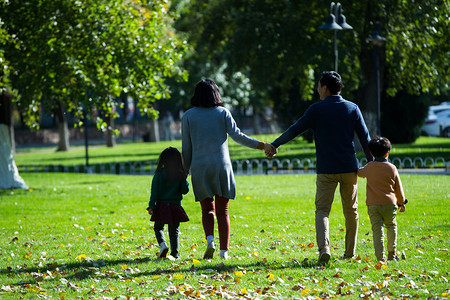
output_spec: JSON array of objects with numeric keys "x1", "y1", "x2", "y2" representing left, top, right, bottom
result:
[{"x1": 182, "y1": 79, "x2": 274, "y2": 259}]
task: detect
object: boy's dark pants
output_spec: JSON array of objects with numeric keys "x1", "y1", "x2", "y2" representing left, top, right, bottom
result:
[{"x1": 154, "y1": 221, "x2": 180, "y2": 258}]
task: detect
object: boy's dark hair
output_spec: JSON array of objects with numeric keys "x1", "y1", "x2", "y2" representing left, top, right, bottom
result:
[
  {"x1": 368, "y1": 136, "x2": 391, "y2": 158},
  {"x1": 156, "y1": 147, "x2": 186, "y2": 181},
  {"x1": 319, "y1": 71, "x2": 342, "y2": 94},
  {"x1": 190, "y1": 79, "x2": 223, "y2": 108}
]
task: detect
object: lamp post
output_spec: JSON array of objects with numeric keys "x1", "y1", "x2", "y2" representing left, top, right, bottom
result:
[
  {"x1": 319, "y1": 2, "x2": 353, "y2": 72},
  {"x1": 367, "y1": 23, "x2": 386, "y2": 136}
]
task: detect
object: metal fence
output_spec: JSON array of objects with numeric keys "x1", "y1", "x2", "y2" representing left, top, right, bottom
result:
[{"x1": 18, "y1": 156, "x2": 448, "y2": 175}]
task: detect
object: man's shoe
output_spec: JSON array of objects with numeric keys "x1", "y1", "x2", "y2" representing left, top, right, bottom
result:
[
  {"x1": 158, "y1": 242, "x2": 169, "y2": 258},
  {"x1": 203, "y1": 241, "x2": 215, "y2": 259},
  {"x1": 318, "y1": 248, "x2": 331, "y2": 264}
]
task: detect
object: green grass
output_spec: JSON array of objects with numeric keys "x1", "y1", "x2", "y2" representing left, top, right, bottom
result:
[
  {"x1": 1, "y1": 173, "x2": 449, "y2": 298},
  {"x1": 14, "y1": 135, "x2": 450, "y2": 168}
]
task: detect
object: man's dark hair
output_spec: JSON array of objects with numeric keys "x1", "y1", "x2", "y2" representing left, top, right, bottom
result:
[
  {"x1": 319, "y1": 71, "x2": 342, "y2": 94},
  {"x1": 190, "y1": 79, "x2": 223, "y2": 108},
  {"x1": 368, "y1": 136, "x2": 391, "y2": 158}
]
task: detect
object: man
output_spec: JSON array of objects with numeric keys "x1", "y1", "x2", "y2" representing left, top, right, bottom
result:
[{"x1": 266, "y1": 71, "x2": 372, "y2": 263}]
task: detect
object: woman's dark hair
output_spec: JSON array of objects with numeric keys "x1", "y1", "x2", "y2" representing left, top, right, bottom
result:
[
  {"x1": 156, "y1": 147, "x2": 186, "y2": 181},
  {"x1": 368, "y1": 136, "x2": 392, "y2": 158},
  {"x1": 319, "y1": 71, "x2": 342, "y2": 94},
  {"x1": 190, "y1": 79, "x2": 223, "y2": 107}
]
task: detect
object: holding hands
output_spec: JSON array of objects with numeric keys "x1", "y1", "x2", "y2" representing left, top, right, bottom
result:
[{"x1": 264, "y1": 143, "x2": 277, "y2": 158}]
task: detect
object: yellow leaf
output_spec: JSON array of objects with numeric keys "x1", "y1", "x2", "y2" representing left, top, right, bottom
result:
[
  {"x1": 241, "y1": 287, "x2": 248, "y2": 294},
  {"x1": 302, "y1": 288, "x2": 310, "y2": 295},
  {"x1": 234, "y1": 271, "x2": 244, "y2": 277},
  {"x1": 173, "y1": 274, "x2": 183, "y2": 280},
  {"x1": 151, "y1": 276, "x2": 160, "y2": 280},
  {"x1": 76, "y1": 254, "x2": 86, "y2": 260},
  {"x1": 192, "y1": 259, "x2": 200, "y2": 264},
  {"x1": 267, "y1": 273, "x2": 275, "y2": 281},
  {"x1": 121, "y1": 264, "x2": 127, "y2": 269},
  {"x1": 382, "y1": 264, "x2": 389, "y2": 269},
  {"x1": 245, "y1": 196, "x2": 251, "y2": 200}
]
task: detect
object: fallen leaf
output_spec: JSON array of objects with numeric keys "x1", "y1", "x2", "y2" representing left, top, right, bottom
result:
[{"x1": 234, "y1": 271, "x2": 243, "y2": 277}]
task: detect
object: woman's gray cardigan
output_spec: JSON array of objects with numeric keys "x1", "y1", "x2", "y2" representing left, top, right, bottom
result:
[{"x1": 182, "y1": 106, "x2": 260, "y2": 201}]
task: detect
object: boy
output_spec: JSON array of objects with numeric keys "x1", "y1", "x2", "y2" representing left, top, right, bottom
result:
[{"x1": 357, "y1": 136, "x2": 408, "y2": 261}]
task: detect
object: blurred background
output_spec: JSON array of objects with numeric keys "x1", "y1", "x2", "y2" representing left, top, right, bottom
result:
[{"x1": 1, "y1": 0, "x2": 449, "y2": 152}]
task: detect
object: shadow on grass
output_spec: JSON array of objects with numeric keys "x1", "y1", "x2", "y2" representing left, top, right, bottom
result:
[{"x1": 2, "y1": 255, "x2": 330, "y2": 285}]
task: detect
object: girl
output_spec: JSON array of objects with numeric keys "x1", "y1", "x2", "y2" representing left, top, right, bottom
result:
[{"x1": 147, "y1": 147, "x2": 189, "y2": 259}]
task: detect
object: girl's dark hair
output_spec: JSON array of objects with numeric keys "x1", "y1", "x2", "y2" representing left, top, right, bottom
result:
[
  {"x1": 368, "y1": 136, "x2": 391, "y2": 158},
  {"x1": 156, "y1": 147, "x2": 186, "y2": 181},
  {"x1": 190, "y1": 79, "x2": 223, "y2": 107},
  {"x1": 319, "y1": 71, "x2": 342, "y2": 94}
]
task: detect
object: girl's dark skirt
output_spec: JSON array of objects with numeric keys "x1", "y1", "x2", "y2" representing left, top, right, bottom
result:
[{"x1": 150, "y1": 202, "x2": 189, "y2": 224}]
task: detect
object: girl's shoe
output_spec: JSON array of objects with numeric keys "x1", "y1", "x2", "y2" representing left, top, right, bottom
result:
[
  {"x1": 203, "y1": 241, "x2": 215, "y2": 259},
  {"x1": 158, "y1": 242, "x2": 169, "y2": 258}
]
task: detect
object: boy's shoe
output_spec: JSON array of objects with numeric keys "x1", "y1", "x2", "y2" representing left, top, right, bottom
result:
[
  {"x1": 318, "y1": 247, "x2": 331, "y2": 264},
  {"x1": 158, "y1": 242, "x2": 169, "y2": 258},
  {"x1": 203, "y1": 241, "x2": 215, "y2": 259},
  {"x1": 388, "y1": 251, "x2": 398, "y2": 261}
]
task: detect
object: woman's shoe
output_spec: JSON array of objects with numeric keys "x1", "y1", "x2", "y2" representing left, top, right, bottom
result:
[
  {"x1": 203, "y1": 241, "x2": 215, "y2": 259},
  {"x1": 220, "y1": 250, "x2": 229, "y2": 259}
]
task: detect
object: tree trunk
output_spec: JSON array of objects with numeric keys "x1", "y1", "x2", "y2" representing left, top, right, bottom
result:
[
  {"x1": 148, "y1": 118, "x2": 160, "y2": 142},
  {"x1": 0, "y1": 93, "x2": 28, "y2": 189},
  {"x1": 55, "y1": 100, "x2": 70, "y2": 151},
  {"x1": 252, "y1": 112, "x2": 261, "y2": 135},
  {"x1": 105, "y1": 114, "x2": 116, "y2": 147},
  {"x1": 357, "y1": 45, "x2": 386, "y2": 139}
]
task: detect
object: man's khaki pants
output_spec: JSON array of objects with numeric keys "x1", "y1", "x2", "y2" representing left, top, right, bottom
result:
[{"x1": 315, "y1": 172, "x2": 358, "y2": 257}]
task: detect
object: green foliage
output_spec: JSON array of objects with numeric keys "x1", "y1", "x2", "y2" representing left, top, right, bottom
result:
[
  {"x1": 0, "y1": 173, "x2": 448, "y2": 298},
  {"x1": 171, "y1": 0, "x2": 449, "y2": 141},
  {"x1": 0, "y1": 0, "x2": 188, "y2": 128},
  {"x1": 174, "y1": 0, "x2": 449, "y2": 99}
]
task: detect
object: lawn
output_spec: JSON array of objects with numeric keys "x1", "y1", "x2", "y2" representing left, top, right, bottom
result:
[
  {"x1": 1, "y1": 172, "x2": 449, "y2": 299},
  {"x1": 14, "y1": 136, "x2": 450, "y2": 168}
]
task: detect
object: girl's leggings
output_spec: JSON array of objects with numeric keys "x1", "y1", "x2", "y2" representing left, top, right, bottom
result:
[
  {"x1": 200, "y1": 195, "x2": 230, "y2": 250},
  {"x1": 154, "y1": 222, "x2": 180, "y2": 258}
]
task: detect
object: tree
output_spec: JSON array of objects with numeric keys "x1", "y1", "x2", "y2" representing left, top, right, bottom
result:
[
  {"x1": 0, "y1": 0, "x2": 187, "y2": 187},
  {"x1": 173, "y1": 0, "x2": 449, "y2": 140}
]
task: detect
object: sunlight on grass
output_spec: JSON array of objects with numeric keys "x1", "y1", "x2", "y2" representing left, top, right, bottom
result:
[{"x1": 0, "y1": 173, "x2": 448, "y2": 298}]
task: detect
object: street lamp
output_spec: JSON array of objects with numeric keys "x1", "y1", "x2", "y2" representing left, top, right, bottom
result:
[
  {"x1": 367, "y1": 22, "x2": 386, "y2": 136},
  {"x1": 319, "y1": 2, "x2": 353, "y2": 72}
]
